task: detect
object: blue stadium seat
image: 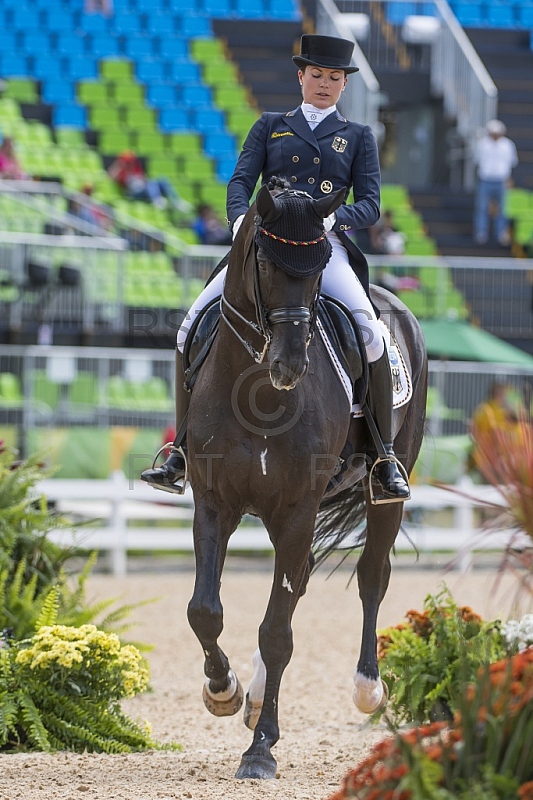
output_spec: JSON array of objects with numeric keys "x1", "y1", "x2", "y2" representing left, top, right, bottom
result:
[
  {"x1": 217, "y1": 156, "x2": 237, "y2": 182},
  {"x1": 67, "y1": 56, "x2": 98, "y2": 79},
  {"x1": 202, "y1": 0, "x2": 232, "y2": 16},
  {"x1": 0, "y1": 55, "x2": 30, "y2": 77},
  {"x1": 32, "y1": 55, "x2": 63, "y2": 79},
  {"x1": 181, "y1": 84, "x2": 211, "y2": 107},
  {"x1": 180, "y1": 15, "x2": 212, "y2": 37},
  {"x1": 42, "y1": 80, "x2": 76, "y2": 104},
  {"x1": 89, "y1": 34, "x2": 120, "y2": 57},
  {"x1": 193, "y1": 108, "x2": 225, "y2": 132},
  {"x1": 235, "y1": 0, "x2": 264, "y2": 18},
  {"x1": 124, "y1": 35, "x2": 154, "y2": 58},
  {"x1": 452, "y1": 2, "x2": 484, "y2": 25},
  {"x1": 147, "y1": 12, "x2": 179, "y2": 35},
  {"x1": 266, "y1": 0, "x2": 300, "y2": 19},
  {"x1": 137, "y1": 60, "x2": 166, "y2": 82},
  {"x1": 519, "y1": 3, "x2": 533, "y2": 26},
  {"x1": 487, "y1": 3, "x2": 515, "y2": 27},
  {"x1": 44, "y1": 9, "x2": 77, "y2": 31},
  {"x1": 0, "y1": 32, "x2": 19, "y2": 55},
  {"x1": 204, "y1": 132, "x2": 236, "y2": 157},
  {"x1": 13, "y1": 7, "x2": 42, "y2": 29},
  {"x1": 147, "y1": 82, "x2": 176, "y2": 106},
  {"x1": 79, "y1": 13, "x2": 109, "y2": 33},
  {"x1": 385, "y1": 1, "x2": 417, "y2": 24},
  {"x1": 56, "y1": 33, "x2": 88, "y2": 56},
  {"x1": 168, "y1": 0, "x2": 198, "y2": 10},
  {"x1": 168, "y1": 62, "x2": 201, "y2": 82},
  {"x1": 158, "y1": 36, "x2": 189, "y2": 59},
  {"x1": 134, "y1": 0, "x2": 165, "y2": 11},
  {"x1": 21, "y1": 31, "x2": 50, "y2": 54},
  {"x1": 53, "y1": 104, "x2": 87, "y2": 128},
  {"x1": 114, "y1": 11, "x2": 143, "y2": 34},
  {"x1": 159, "y1": 108, "x2": 190, "y2": 131}
]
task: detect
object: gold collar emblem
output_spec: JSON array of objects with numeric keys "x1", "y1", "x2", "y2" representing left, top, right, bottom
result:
[
  {"x1": 332, "y1": 137, "x2": 348, "y2": 153},
  {"x1": 320, "y1": 180, "x2": 333, "y2": 194}
]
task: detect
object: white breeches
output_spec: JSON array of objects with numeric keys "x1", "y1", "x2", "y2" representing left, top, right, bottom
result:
[{"x1": 176, "y1": 233, "x2": 384, "y2": 362}]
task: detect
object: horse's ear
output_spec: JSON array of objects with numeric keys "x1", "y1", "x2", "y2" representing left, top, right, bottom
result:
[
  {"x1": 312, "y1": 187, "x2": 347, "y2": 219},
  {"x1": 256, "y1": 185, "x2": 282, "y2": 223}
]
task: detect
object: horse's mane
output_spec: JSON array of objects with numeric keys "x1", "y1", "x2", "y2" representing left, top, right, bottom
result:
[{"x1": 265, "y1": 176, "x2": 292, "y2": 193}]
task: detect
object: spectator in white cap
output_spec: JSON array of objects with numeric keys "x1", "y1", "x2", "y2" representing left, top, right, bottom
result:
[{"x1": 473, "y1": 119, "x2": 518, "y2": 246}]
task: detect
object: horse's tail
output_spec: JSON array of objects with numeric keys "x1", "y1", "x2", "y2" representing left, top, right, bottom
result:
[{"x1": 312, "y1": 480, "x2": 367, "y2": 568}]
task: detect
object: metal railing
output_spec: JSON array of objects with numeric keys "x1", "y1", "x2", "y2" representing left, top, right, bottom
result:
[
  {"x1": 432, "y1": 0, "x2": 498, "y2": 188},
  {"x1": 316, "y1": 0, "x2": 381, "y2": 132}
]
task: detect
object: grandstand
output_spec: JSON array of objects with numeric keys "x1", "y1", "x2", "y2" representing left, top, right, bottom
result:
[{"x1": 1, "y1": 0, "x2": 533, "y2": 472}]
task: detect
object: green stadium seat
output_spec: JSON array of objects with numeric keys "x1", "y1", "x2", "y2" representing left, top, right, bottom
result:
[
  {"x1": 202, "y1": 61, "x2": 239, "y2": 85},
  {"x1": 90, "y1": 106, "x2": 122, "y2": 129},
  {"x1": 179, "y1": 155, "x2": 215, "y2": 179},
  {"x1": 55, "y1": 127, "x2": 85, "y2": 148},
  {"x1": 100, "y1": 60, "x2": 133, "y2": 81},
  {"x1": 515, "y1": 219, "x2": 533, "y2": 245},
  {"x1": 214, "y1": 85, "x2": 249, "y2": 109},
  {"x1": 167, "y1": 133, "x2": 202, "y2": 154},
  {"x1": 190, "y1": 38, "x2": 226, "y2": 61},
  {"x1": 105, "y1": 376, "x2": 131, "y2": 408},
  {"x1": 0, "y1": 373, "x2": 23, "y2": 407},
  {"x1": 4, "y1": 79, "x2": 38, "y2": 104},
  {"x1": 99, "y1": 131, "x2": 133, "y2": 155},
  {"x1": 125, "y1": 107, "x2": 156, "y2": 129},
  {"x1": 68, "y1": 372, "x2": 99, "y2": 406},
  {"x1": 33, "y1": 370, "x2": 60, "y2": 410},
  {"x1": 507, "y1": 189, "x2": 532, "y2": 218},
  {"x1": 78, "y1": 81, "x2": 110, "y2": 105},
  {"x1": 135, "y1": 131, "x2": 166, "y2": 155},
  {"x1": 404, "y1": 238, "x2": 438, "y2": 256},
  {"x1": 108, "y1": 82, "x2": 145, "y2": 105},
  {"x1": 0, "y1": 97, "x2": 23, "y2": 120}
]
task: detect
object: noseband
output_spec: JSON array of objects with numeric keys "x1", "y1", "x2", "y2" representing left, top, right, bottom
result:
[{"x1": 221, "y1": 213, "x2": 323, "y2": 363}]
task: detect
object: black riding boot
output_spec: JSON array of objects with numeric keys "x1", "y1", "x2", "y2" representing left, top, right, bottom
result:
[
  {"x1": 140, "y1": 349, "x2": 190, "y2": 494},
  {"x1": 367, "y1": 348, "x2": 410, "y2": 504}
]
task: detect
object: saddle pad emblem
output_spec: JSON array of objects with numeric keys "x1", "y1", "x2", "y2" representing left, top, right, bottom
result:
[
  {"x1": 332, "y1": 137, "x2": 348, "y2": 152},
  {"x1": 317, "y1": 319, "x2": 412, "y2": 416}
]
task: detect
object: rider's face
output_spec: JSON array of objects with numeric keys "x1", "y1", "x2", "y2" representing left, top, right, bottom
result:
[{"x1": 299, "y1": 66, "x2": 347, "y2": 109}]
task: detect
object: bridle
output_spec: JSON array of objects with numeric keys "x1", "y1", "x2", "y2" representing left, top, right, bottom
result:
[{"x1": 221, "y1": 211, "x2": 323, "y2": 364}]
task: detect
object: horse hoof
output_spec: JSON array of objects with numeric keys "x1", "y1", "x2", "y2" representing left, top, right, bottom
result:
[
  {"x1": 353, "y1": 675, "x2": 389, "y2": 714},
  {"x1": 203, "y1": 669, "x2": 244, "y2": 717},
  {"x1": 234, "y1": 754, "x2": 277, "y2": 780},
  {"x1": 243, "y1": 692, "x2": 263, "y2": 730}
]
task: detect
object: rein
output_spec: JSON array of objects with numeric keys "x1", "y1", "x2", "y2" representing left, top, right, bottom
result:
[{"x1": 221, "y1": 214, "x2": 323, "y2": 364}]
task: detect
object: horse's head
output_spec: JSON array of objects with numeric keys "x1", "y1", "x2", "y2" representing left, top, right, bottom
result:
[{"x1": 253, "y1": 180, "x2": 345, "y2": 390}]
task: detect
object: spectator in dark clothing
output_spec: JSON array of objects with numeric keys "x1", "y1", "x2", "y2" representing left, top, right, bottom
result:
[
  {"x1": 192, "y1": 204, "x2": 232, "y2": 245},
  {"x1": 108, "y1": 152, "x2": 191, "y2": 212}
]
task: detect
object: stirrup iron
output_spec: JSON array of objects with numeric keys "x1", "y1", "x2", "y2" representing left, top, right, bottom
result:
[
  {"x1": 368, "y1": 454, "x2": 410, "y2": 506},
  {"x1": 149, "y1": 441, "x2": 188, "y2": 495}
]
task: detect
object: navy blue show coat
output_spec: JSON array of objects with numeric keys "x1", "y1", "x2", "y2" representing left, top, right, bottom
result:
[{"x1": 226, "y1": 106, "x2": 381, "y2": 297}]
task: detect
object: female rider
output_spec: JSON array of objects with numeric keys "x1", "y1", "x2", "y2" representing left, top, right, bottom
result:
[{"x1": 141, "y1": 34, "x2": 410, "y2": 504}]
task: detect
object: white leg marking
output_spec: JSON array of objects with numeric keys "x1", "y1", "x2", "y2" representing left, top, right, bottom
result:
[
  {"x1": 260, "y1": 448, "x2": 267, "y2": 475},
  {"x1": 282, "y1": 574, "x2": 293, "y2": 593},
  {"x1": 202, "y1": 435, "x2": 214, "y2": 450},
  {"x1": 353, "y1": 671, "x2": 384, "y2": 714},
  {"x1": 204, "y1": 668, "x2": 238, "y2": 701},
  {"x1": 248, "y1": 648, "x2": 267, "y2": 704}
]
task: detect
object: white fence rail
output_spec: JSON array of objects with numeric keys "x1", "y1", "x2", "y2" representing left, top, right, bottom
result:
[{"x1": 42, "y1": 473, "x2": 525, "y2": 576}]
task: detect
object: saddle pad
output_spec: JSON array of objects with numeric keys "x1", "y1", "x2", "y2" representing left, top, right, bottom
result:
[{"x1": 316, "y1": 319, "x2": 412, "y2": 417}]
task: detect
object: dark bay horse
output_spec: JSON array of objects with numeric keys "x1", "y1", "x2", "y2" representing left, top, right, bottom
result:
[{"x1": 185, "y1": 181, "x2": 427, "y2": 779}]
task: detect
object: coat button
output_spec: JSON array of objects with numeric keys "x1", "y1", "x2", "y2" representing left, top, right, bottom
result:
[
  {"x1": 292, "y1": 155, "x2": 299, "y2": 162},
  {"x1": 291, "y1": 176, "x2": 297, "y2": 182},
  {"x1": 313, "y1": 157, "x2": 320, "y2": 164},
  {"x1": 308, "y1": 177, "x2": 315, "y2": 184}
]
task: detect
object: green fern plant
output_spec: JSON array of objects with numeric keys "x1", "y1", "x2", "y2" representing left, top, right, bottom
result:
[
  {"x1": 0, "y1": 448, "x2": 153, "y2": 643},
  {"x1": 0, "y1": 625, "x2": 179, "y2": 753}
]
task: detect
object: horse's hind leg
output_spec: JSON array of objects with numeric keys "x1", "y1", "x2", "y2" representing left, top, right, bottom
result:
[
  {"x1": 236, "y1": 516, "x2": 315, "y2": 780},
  {"x1": 353, "y1": 502, "x2": 403, "y2": 714},
  {"x1": 187, "y1": 498, "x2": 244, "y2": 717}
]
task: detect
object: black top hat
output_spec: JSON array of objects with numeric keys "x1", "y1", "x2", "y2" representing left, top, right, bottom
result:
[{"x1": 292, "y1": 34, "x2": 359, "y2": 74}]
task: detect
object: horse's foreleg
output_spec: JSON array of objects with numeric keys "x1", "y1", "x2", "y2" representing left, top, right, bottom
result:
[
  {"x1": 236, "y1": 525, "x2": 313, "y2": 780},
  {"x1": 187, "y1": 499, "x2": 243, "y2": 716},
  {"x1": 353, "y1": 503, "x2": 403, "y2": 714},
  {"x1": 243, "y1": 549, "x2": 313, "y2": 731}
]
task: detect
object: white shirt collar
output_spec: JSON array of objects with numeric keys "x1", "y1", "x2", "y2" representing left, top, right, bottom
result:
[{"x1": 301, "y1": 103, "x2": 337, "y2": 130}]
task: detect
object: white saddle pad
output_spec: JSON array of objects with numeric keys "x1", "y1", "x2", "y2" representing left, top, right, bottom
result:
[{"x1": 316, "y1": 318, "x2": 412, "y2": 417}]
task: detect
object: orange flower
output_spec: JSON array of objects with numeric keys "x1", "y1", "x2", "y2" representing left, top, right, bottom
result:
[{"x1": 518, "y1": 781, "x2": 533, "y2": 799}]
